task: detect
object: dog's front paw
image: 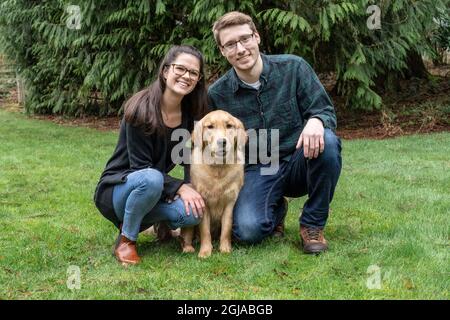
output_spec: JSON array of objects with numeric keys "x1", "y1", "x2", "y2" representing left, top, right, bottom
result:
[
  {"x1": 182, "y1": 245, "x2": 195, "y2": 253},
  {"x1": 219, "y1": 242, "x2": 232, "y2": 254},
  {"x1": 198, "y1": 246, "x2": 213, "y2": 258}
]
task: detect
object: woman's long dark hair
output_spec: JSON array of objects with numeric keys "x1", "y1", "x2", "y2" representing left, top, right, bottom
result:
[{"x1": 123, "y1": 45, "x2": 208, "y2": 135}]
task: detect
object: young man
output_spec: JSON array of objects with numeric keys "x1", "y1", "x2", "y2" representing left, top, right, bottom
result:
[{"x1": 207, "y1": 11, "x2": 342, "y2": 254}]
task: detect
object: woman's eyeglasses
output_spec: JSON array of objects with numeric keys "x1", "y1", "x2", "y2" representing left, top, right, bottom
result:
[{"x1": 168, "y1": 64, "x2": 202, "y2": 81}]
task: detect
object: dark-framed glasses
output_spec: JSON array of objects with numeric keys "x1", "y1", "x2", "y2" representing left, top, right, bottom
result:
[
  {"x1": 169, "y1": 64, "x2": 202, "y2": 81},
  {"x1": 222, "y1": 33, "x2": 255, "y2": 52}
]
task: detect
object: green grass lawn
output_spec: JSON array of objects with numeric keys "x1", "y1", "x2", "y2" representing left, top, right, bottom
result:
[{"x1": 0, "y1": 108, "x2": 448, "y2": 300}]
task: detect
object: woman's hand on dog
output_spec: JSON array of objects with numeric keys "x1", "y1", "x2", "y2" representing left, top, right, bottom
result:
[{"x1": 176, "y1": 184, "x2": 205, "y2": 218}]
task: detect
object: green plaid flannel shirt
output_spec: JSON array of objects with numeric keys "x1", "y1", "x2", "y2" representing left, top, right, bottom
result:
[{"x1": 207, "y1": 54, "x2": 337, "y2": 163}]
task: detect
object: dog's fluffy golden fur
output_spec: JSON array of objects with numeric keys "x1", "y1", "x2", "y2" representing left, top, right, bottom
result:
[{"x1": 181, "y1": 110, "x2": 246, "y2": 258}]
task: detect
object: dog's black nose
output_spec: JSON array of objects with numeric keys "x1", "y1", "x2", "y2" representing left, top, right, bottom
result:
[{"x1": 217, "y1": 138, "x2": 227, "y2": 148}]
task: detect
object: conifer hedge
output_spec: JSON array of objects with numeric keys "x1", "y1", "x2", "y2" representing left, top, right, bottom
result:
[{"x1": 0, "y1": 0, "x2": 447, "y2": 115}]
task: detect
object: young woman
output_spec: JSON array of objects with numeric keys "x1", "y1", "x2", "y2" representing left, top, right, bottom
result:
[{"x1": 94, "y1": 45, "x2": 208, "y2": 265}]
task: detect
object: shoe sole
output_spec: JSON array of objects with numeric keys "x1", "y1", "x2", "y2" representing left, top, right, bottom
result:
[
  {"x1": 301, "y1": 239, "x2": 328, "y2": 254},
  {"x1": 303, "y1": 248, "x2": 327, "y2": 255},
  {"x1": 302, "y1": 244, "x2": 328, "y2": 254}
]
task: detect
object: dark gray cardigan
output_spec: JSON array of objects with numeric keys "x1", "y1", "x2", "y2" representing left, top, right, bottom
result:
[{"x1": 93, "y1": 112, "x2": 192, "y2": 229}]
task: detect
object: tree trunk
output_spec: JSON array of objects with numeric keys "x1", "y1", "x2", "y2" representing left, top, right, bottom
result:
[
  {"x1": 373, "y1": 50, "x2": 430, "y2": 93},
  {"x1": 403, "y1": 50, "x2": 430, "y2": 79},
  {"x1": 16, "y1": 73, "x2": 25, "y2": 105}
]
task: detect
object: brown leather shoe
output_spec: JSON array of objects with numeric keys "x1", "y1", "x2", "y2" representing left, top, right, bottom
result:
[
  {"x1": 112, "y1": 224, "x2": 123, "y2": 255},
  {"x1": 300, "y1": 225, "x2": 328, "y2": 254},
  {"x1": 153, "y1": 222, "x2": 172, "y2": 242},
  {"x1": 114, "y1": 235, "x2": 141, "y2": 265},
  {"x1": 273, "y1": 197, "x2": 289, "y2": 237}
]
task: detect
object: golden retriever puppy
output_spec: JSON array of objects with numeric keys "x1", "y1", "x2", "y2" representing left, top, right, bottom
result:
[{"x1": 181, "y1": 110, "x2": 247, "y2": 258}]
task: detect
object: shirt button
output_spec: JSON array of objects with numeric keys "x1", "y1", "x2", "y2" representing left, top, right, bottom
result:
[{"x1": 260, "y1": 112, "x2": 264, "y2": 116}]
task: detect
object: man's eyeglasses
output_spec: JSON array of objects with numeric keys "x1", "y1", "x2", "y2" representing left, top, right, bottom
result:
[
  {"x1": 221, "y1": 33, "x2": 255, "y2": 52},
  {"x1": 168, "y1": 64, "x2": 202, "y2": 81}
]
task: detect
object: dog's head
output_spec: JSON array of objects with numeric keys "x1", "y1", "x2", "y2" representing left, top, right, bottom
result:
[{"x1": 192, "y1": 110, "x2": 247, "y2": 164}]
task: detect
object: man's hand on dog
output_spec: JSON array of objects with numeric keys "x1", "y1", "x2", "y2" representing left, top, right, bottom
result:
[
  {"x1": 296, "y1": 118, "x2": 325, "y2": 159},
  {"x1": 176, "y1": 183, "x2": 205, "y2": 218}
]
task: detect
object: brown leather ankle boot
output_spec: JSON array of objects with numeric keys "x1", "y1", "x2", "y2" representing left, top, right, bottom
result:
[
  {"x1": 114, "y1": 235, "x2": 141, "y2": 265},
  {"x1": 153, "y1": 222, "x2": 172, "y2": 242},
  {"x1": 300, "y1": 225, "x2": 328, "y2": 254}
]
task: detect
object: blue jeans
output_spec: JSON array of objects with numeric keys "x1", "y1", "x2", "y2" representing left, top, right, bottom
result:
[
  {"x1": 233, "y1": 129, "x2": 342, "y2": 244},
  {"x1": 112, "y1": 168, "x2": 200, "y2": 241}
]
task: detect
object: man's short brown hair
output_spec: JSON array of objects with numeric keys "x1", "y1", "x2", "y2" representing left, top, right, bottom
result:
[{"x1": 212, "y1": 11, "x2": 258, "y2": 46}]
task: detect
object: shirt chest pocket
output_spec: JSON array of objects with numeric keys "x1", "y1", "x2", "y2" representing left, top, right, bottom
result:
[
  {"x1": 268, "y1": 97, "x2": 301, "y2": 130},
  {"x1": 226, "y1": 104, "x2": 261, "y2": 130}
]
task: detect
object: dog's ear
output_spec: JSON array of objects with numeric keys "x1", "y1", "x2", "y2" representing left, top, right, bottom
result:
[
  {"x1": 191, "y1": 119, "x2": 205, "y2": 165},
  {"x1": 233, "y1": 117, "x2": 247, "y2": 164},
  {"x1": 192, "y1": 118, "x2": 204, "y2": 151},
  {"x1": 234, "y1": 117, "x2": 248, "y2": 145}
]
